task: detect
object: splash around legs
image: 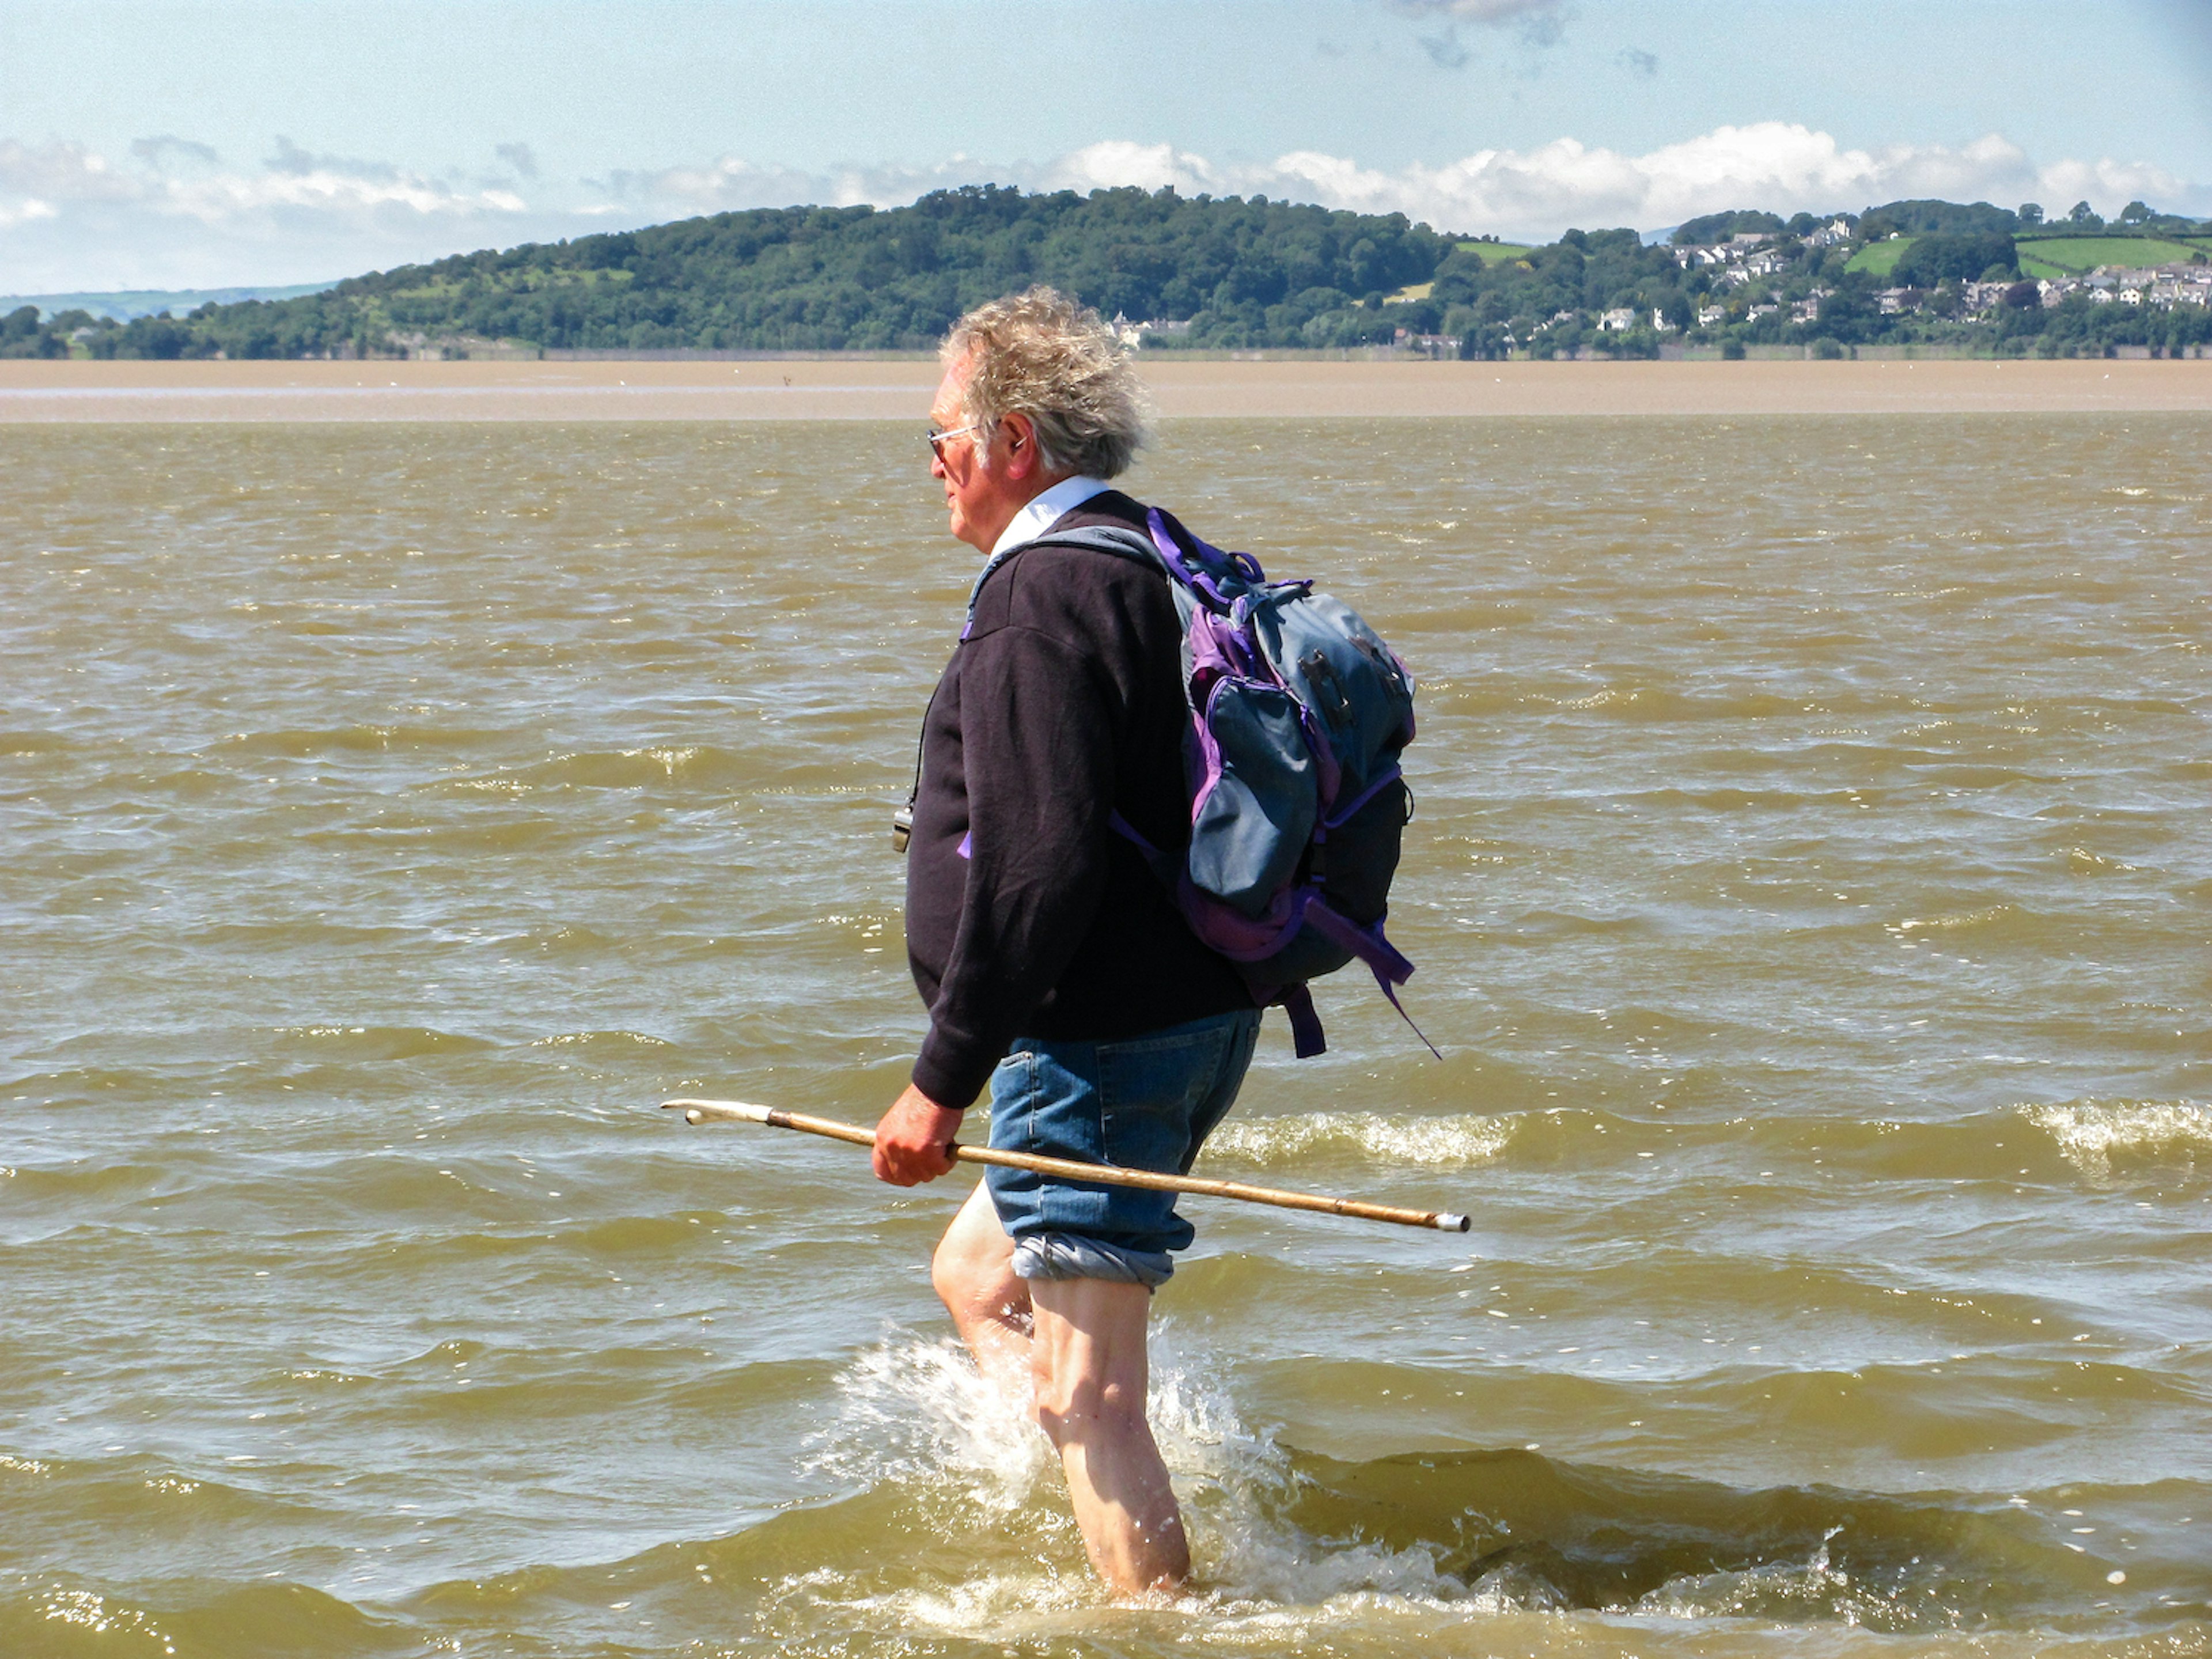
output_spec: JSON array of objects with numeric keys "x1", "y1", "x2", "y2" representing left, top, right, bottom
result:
[
  {"x1": 932, "y1": 1182, "x2": 1037, "y2": 1416},
  {"x1": 931, "y1": 1183, "x2": 1190, "y2": 1596}
]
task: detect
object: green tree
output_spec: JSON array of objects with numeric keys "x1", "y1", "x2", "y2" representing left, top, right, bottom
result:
[{"x1": 1893, "y1": 232, "x2": 2017, "y2": 287}]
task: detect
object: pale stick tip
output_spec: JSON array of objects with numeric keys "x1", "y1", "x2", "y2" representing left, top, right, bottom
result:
[
  {"x1": 660, "y1": 1098, "x2": 774, "y2": 1126},
  {"x1": 1437, "y1": 1213, "x2": 1471, "y2": 1233}
]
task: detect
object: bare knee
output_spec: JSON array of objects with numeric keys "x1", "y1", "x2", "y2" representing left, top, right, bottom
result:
[
  {"x1": 1033, "y1": 1363, "x2": 1145, "y2": 1445},
  {"x1": 931, "y1": 1237, "x2": 994, "y2": 1316},
  {"x1": 933, "y1": 1228, "x2": 1027, "y2": 1332},
  {"x1": 931, "y1": 1232, "x2": 980, "y2": 1310}
]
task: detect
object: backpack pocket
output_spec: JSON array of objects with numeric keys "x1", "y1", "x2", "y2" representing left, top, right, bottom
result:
[
  {"x1": 1188, "y1": 676, "x2": 1317, "y2": 917},
  {"x1": 1252, "y1": 592, "x2": 1414, "y2": 805},
  {"x1": 1316, "y1": 772, "x2": 1407, "y2": 927}
]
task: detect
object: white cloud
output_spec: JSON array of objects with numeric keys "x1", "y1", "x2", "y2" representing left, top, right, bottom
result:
[
  {"x1": 0, "y1": 135, "x2": 569, "y2": 290},
  {"x1": 1037, "y1": 125, "x2": 2204, "y2": 240},
  {"x1": 1, "y1": 139, "x2": 140, "y2": 204},
  {"x1": 605, "y1": 125, "x2": 2201, "y2": 241},
  {"x1": 2035, "y1": 155, "x2": 2190, "y2": 214},
  {"x1": 594, "y1": 154, "x2": 960, "y2": 213},
  {"x1": 1037, "y1": 142, "x2": 1222, "y2": 197},
  {"x1": 1, "y1": 123, "x2": 2203, "y2": 294}
]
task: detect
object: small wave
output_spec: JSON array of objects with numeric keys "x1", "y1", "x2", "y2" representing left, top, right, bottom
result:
[
  {"x1": 1541, "y1": 687, "x2": 1800, "y2": 722},
  {"x1": 530, "y1": 1029, "x2": 672, "y2": 1049},
  {"x1": 1891, "y1": 904, "x2": 2014, "y2": 933},
  {"x1": 2, "y1": 1586, "x2": 176, "y2": 1651},
  {"x1": 0, "y1": 1580, "x2": 412, "y2": 1657},
  {"x1": 2067, "y1": 846, "x2": 2142, "y2": 876},
  {"x1": 514, "y1": 744, "x2": 752, "y2": 790},
  {"x1": 270, "y1": 1025, "x2": 494, "y2": 1060},
  {"x1": 0, "y1": 729, "x2": 74, "y2": 756},
  {"x1": 2021, "y1": 1098, "x2": 2212, "y2": 1180},
  {"x1": 216, "y1": 723, "x2": 508, "y2": 757},
  {"x1": 764, "y1": 1333, "x2": 2124, "y2": 1638},
  {"x1": 1205, "y1": 1112, "x2": 1511, "y2": 1169},
  {"x1": 804, "y1": 1336, "x2": 1051, "y2": 1514},
  {"x1": 1629, "y1": 1527, "x2": 1876, "y2": 1624}
]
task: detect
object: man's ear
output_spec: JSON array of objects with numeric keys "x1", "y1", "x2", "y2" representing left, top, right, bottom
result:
[{"x1": 1001, "y1": 414, "x2": 1040, "y2": 479}]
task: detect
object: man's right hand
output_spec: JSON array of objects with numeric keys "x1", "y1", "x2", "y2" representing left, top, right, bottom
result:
[{"x1": 873, "y1": 1082, "x2": 964, "y2": 1185}]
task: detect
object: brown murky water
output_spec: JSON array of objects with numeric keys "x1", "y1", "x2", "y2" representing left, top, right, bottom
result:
[{"x1": 3, "y1": 416, "x2": 2209, "y2": 1657}]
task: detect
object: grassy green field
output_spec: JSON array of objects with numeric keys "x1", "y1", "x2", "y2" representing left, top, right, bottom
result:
[
  {"x1": 1463, "y1": 241, "x2": 1535, "y2": 265},
  {"x1": 1844, "y1": 238, "x2": 1914, "y2": 278},
  {"x1": 1847, "y1": 233, "x2": 2209, "y2": 283},
  {"x1": 2015, "y1": 236, "x2": 2207, "y2": 274}
]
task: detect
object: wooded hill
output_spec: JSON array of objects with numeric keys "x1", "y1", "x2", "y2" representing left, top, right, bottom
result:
[
  {"x1": 14, "y1": 185, "x2": 2211, "y2": 361},
  {"x1": 50, "y1": 187, "x2": 1450, "y2": 360}
]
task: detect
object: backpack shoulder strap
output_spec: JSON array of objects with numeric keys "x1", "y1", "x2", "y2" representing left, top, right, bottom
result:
[
  {"x1": 961, "y1": 523, "x2": 1171, "y2": 639},
  {"x1": 1022, "y1": 523, "x2": 1168, "y2": 571}
]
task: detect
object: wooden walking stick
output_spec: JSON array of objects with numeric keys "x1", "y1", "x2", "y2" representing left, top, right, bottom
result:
[{"x1": 662, "y1": 1098, "x2": 1471, "y2": 1233}]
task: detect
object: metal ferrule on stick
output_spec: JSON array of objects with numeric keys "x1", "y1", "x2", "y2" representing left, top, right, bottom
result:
[{"x1": 661, "y1": 1098, "x2": 1472, "y2": 1233}]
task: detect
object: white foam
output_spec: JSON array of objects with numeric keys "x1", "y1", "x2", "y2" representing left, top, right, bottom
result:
[
  {"x1": 788, "y1": 1332, "x2": 1974, "y2": 1639},
  {"x1": 803, "y1": 1334, "x2": 1052, "y2": 1514},
  {"x1": 1891, "y1": 904, "x2": 2012, "y2": 933},
  {"x1": 622, "y1": 744, "x2": 699, "y2": 774},
  {"x1": 791, "y1": 1329, "x2": 1479, "y2": 1636},
  {"x1": 1630, "y1": 1527, "x2": 1892, "y2": 1626},
  {"x1": 1205, "y1": 1112, "x2": 1511, "y2": 1169},
  {"x1": 2021, "y1": 1098, "x2": 2212, "y2": 1180}
]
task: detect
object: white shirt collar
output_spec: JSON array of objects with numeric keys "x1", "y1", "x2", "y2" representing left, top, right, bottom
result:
[{"x1": 988, "y1": 475, "x2": 1113, "y2": 558}]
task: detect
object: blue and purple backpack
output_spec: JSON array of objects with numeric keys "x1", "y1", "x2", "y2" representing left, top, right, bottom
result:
[{"x1": 1037, "y1": 507, "x2": 1431, "y2": 1060}]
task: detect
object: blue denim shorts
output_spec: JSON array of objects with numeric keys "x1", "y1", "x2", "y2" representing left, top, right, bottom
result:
[{"x1": 984, "y1": 1008, "x2": 1262, "y2": 1289}]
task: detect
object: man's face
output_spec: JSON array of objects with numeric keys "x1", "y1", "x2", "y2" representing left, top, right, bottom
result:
[{"x1": 928, "y1": 355, "x2": 999, "y2": 552}]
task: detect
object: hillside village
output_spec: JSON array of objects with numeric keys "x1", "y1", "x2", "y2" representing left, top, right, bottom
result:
[{"x1": 1664, "y1": 223, "x2": 2211, "y2": 334}]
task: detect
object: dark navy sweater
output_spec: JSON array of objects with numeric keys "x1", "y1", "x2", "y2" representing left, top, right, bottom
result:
[{"x1": 904, "y1": 491, "x2": 1256, "y2": 1110}]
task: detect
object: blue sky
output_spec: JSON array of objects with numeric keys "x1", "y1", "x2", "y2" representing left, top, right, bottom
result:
[{"x1": 3, "y1": 0, "x2": 2208, "y2": 292}]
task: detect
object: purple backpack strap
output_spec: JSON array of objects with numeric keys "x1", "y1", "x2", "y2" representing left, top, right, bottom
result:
[{"x1": 1279, "y1": 984, "x2": 1327, "y2": 1059}]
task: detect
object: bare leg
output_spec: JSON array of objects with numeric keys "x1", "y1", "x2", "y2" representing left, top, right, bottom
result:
[
  {"x1": 1029, "y1": 1276, "x2": 1188, "y2": 1596},
  {"x1": 931, "y1": 1181, "x2": 1033, "y2": 1410}
]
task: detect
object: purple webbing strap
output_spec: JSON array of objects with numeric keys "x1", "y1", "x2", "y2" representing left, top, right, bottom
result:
[
  {"x1": 1323, "y1": 763, "x2": 1403, "y2": 830},
  {"x1": 1107, "y1": 809, "x2": 1160, "y2": 858},
  {"x1": 1147, "y1": 508, "x2": 1269, "y2": 609},
  {"x1": 1375, "y1": 974, "x2": 1443, "y2": 1060},
  {"x1": 1300, "y1": 897, "x2": 1440, "y2": 1060},
  {"x1": 1109, "y1": 809, "x2": 1190, "y2": 893},
  {"x1": 1300, "y1": 897, "x2": 1414, "y2": 986},
  {"x1": 1280, "y1": 984, "x2": 1327, "y2": 1059}
]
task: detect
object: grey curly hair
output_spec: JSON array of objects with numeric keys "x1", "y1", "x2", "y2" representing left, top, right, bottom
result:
[{"x1": 942, "y1": 286, "x2": 1152, "y2": 480}]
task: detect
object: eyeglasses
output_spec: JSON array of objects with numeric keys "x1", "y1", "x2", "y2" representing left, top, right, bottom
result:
[{"x1": 926, "y1": 421, "x2": 987, "y2": 461}]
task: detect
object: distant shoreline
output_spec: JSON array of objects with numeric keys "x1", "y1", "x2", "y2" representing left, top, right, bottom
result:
[{"x1": 4, "y1": 358, "x2": 2209, "y2": 422}]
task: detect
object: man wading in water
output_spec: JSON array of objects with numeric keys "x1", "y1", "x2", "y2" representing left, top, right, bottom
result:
[{"x1": 873, "y1": 288, "x2": 1262, "y2": 1594}]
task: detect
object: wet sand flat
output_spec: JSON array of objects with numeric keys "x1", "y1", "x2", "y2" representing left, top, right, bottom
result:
[{"x1": 3, "y1": 356, "x2": 2210, "y2": 421}]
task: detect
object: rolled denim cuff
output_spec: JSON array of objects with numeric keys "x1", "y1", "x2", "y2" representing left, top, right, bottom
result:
[{"x1": 1010, "y1": 1232, "x2": 1173, "y2": 1289}]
